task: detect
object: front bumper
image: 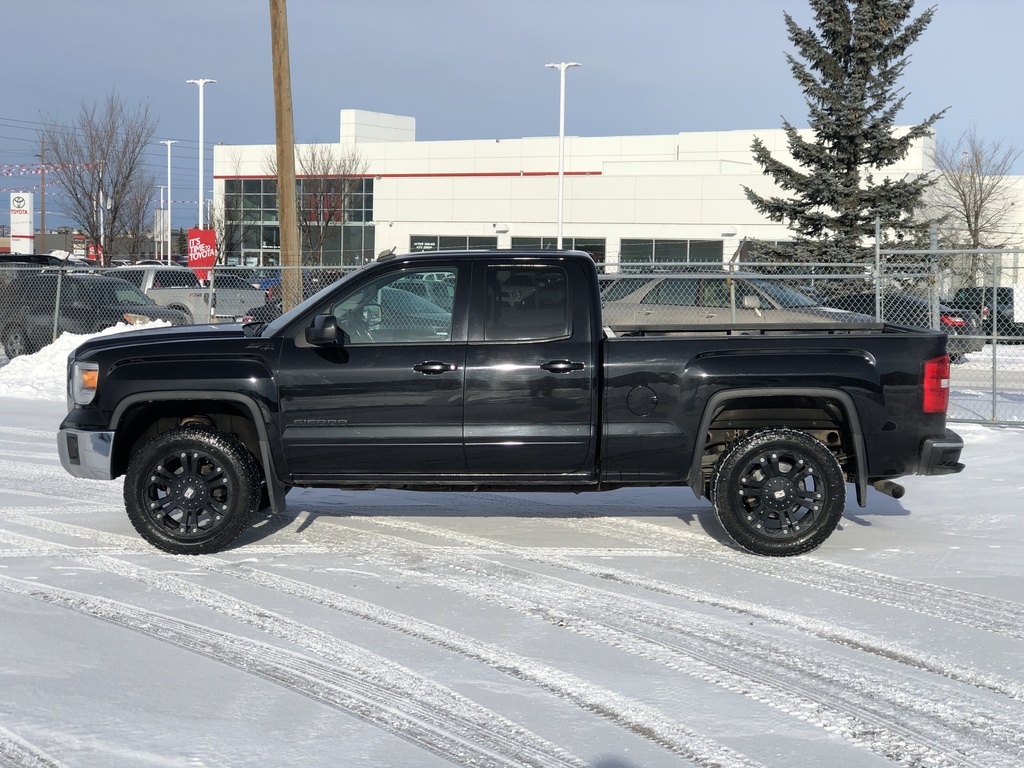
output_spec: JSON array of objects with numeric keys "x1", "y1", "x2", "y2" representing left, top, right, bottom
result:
[
  {"x1": 917, "y1": 428, "x2": 965, "y2": 476},
  {"x1": 57, "y1": 428, "x2": 115, "y2": 480}
]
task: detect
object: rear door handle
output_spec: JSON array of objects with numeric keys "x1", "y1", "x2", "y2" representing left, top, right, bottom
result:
[
  {"x1": 413, "y1": 361, "x2": 458, "y2": 375},
  {"x1": 540, "y1": 360, "x2": 585, "y2": 373}
]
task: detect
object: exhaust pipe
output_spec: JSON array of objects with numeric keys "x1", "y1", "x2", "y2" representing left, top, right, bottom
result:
[{"x1": 872, "y1": 480, "x2": 905, "y2": 499}]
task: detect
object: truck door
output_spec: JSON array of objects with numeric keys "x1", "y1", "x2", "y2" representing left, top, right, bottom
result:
[
  {"x1": 463, "y1": 261, "x2": 597, "y2": 475},
  {"x1": 277, "y1": 264, "x2": 468, "y2": 477}
]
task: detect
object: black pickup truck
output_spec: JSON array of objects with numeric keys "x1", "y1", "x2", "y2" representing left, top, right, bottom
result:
[{"x1": 57, "y1": 249, "x2": 963, "y2": 557}]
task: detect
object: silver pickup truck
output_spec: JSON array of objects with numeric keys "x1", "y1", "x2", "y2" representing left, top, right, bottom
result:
[{"x1": 111, "y1": 264, "x2": 265, "y2": 323}]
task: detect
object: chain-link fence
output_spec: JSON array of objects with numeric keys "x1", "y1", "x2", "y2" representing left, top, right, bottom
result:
[
  {"x1": 2, "y1": 251, "x2": 1024, "y2": 424},
  {"x1": 597, "y1": 248, "x2": 1024, "y2": 424},
  {"x1": 0, "y1": 262, "x2": 358, "y2": 358}
]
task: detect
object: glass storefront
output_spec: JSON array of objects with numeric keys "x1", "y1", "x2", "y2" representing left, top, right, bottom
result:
[{"x1": 223, "y1": 177, "x2": 374, "y2": 267}]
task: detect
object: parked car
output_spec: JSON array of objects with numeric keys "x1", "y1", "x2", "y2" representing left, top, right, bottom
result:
[
  {"x1": 0, "y1": 272, "x2": 188, "y2": 358},
  {"x1": 392, "y1": 272, "x2": 456, "y2": 311},
  {"x1": 944, "y1": 286, "x2": 1024, "y2": 339},
  {"x1": 111, "y1": 264, "x2": 210, "y2": 324},
  {"x1": 822, "y1": 292, "x2": 985, "y2": 361},
  {"x1": 0, "y1": 253, "x2": 92, "y2": 294},
  {"x1": 244, "y1": 270, "x2": 347, "y2": 322},
  {"x1": 111, "y1": 264, "x2": 265, "y2": 323},
  {"x1": 205, "y1": 271, "x2": 267, "y2": 318},
  {"x1": 600, "y1": 273, "x2": 875, "y2": 327},
  {"x1": 238, "y1": 266, "x2": 282, "y2": 296}
]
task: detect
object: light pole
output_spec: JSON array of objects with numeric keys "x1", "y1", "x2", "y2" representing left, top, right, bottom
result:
[
  {"x1": 545, "y1": 61, "x2": 580, "y2": 250},
  {"x1": 157, "y1": 185, "x2": 166, "y2": 259},
  {"x1": 160, "y1": 140, "x2": 177, "y2": 261},
  {"x1": 186, "y1": 78, "x2": 216, "y2": 229}
]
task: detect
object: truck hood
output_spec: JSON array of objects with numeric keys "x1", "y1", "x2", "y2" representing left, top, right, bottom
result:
[{"x1": 72, "y1": 323, "x2": 248, "y2": 359}]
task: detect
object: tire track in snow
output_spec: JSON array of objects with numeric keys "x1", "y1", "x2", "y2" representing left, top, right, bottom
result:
[
  {"x1": 0, "y1": 724, "x2": 65, "y2": 768},
  {"x1": 9, "y1": 503, "x2": 1024, "y2": 701},
  {"x1": 0, "y1": 449, "x2": 60, "y2": 461},
  {"x1": 6, "y1": 473, "x2": 1024, "y2": 764},
  {"x1": 0, "y1": 521, "x2": 767, "y2": 768},
  {"x1": 347, "y1": 512, "x2": 1024, "y2": 698},
  {"x1": 0, "y1": 426, "x2": 55, "y2": 440},
  {"x1": 0, "y1": 565, "x2": 587, "y2": 768},
  {"x1": 0, "y1": 460, "x2": 118, "y2": 506},
  {"x1": 384, "y1": 490, "x2": 1024, "y2": 641},
  {"x1": 550, "y1": 516, "x2": 1024, "y2": 639},
  {"x1": 328, "y1": 516, "x2": 1024, "y2": 768}
]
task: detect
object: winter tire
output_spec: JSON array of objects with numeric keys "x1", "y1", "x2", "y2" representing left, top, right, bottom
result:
[
  {"x1": 712, "y1": 427, "x2": 846, "y2": 557},
  {"x1": 168, "y1": 305, "x2": 194, "y2": 324},
  {"x1": 2, "y1": 325, "x2": 31, "y2": 358},
  {"x1": 124, "y1": 426, "x2": 262, "y2": 554}
]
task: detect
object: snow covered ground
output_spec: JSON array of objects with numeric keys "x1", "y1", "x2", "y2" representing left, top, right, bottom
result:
[{"x1": 0, "y1": 331, "x2": 1022, "y2": 767}]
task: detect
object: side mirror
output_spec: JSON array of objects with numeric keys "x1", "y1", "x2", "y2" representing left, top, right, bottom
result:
[
  {"x1": 362, "y1": 303, "x2": 382, "y2": 327},
  {"x1": 305, "y1": 313, "x2": 339, "y2": 345},
  {"x1": 742, "y1": 295, "x2": 761, "y2": 310}
]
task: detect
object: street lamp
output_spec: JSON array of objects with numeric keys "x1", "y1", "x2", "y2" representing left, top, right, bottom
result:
[
  {"x1": 545, "y1": 61, "x2": 580, "y2": 250},
  {"x1": 157, "y1": 185, "x2": 166, "y2": 259},
  {"x1": 160, "y1": 140, "x2": 177, "y2": 261},
  {"x1": 186, "y1": 78, "x2": 216, "y2": 229}
]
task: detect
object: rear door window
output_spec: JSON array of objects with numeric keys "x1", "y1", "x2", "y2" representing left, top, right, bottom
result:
[{"x1": 482, "y1": 266, "x2": 569, "y2": 341}]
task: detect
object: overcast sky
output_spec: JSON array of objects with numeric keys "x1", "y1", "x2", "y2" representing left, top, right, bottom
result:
[{"x1": 1, "y1": 0, "x2": 1017, "y2": 229}]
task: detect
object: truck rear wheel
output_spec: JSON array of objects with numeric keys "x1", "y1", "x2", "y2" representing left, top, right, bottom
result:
[
  {"x1": 711, "y1": 427, "x2": 846, "y2": 556},
  {"x1": 124, "y1": 426, "x2": 262, "y2": 554}
]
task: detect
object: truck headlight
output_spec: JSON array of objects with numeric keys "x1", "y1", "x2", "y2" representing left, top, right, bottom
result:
[{"x1": 72, "y1": 362, "x2": 99, "y2": 405}]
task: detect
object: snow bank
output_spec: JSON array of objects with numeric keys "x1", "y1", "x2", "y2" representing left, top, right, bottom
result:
[{"x1": 0, "y1": 322, "x2": 170, "y2": 402}]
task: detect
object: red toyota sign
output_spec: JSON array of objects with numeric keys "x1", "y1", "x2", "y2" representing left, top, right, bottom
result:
[{"x1": 187, "y1": 229, "x2": 217, "y2": 281}]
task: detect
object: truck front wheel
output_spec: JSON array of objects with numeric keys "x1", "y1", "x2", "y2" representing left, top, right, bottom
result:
[
  {"x1": 711, "y1": 427, "x2": 846, "y2": 557},
  {"x1": 124, "y1": 426, "x2": 262, "y2": 554}
]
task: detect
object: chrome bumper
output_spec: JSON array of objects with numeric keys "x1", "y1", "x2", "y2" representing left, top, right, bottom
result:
[{"x1": 57, "y1": 428, "x2": 115, "y2": 480}]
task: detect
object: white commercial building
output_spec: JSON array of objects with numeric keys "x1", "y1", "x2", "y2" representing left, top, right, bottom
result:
[{"x1": 212, "y1": 109, "x2": 935, "y2": 268}]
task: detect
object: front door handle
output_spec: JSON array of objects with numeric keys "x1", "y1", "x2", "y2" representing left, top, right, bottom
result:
[
  {"x1": 413, "y1": 361, "x2": 458, "y2": 375},
  {"x1": 540, "y1": 359, "x2": 585, "y2": 373}
]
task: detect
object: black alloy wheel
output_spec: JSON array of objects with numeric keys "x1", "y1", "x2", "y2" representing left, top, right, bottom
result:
[
  {"x1": 711, "y1": 427, "x2": 846, "y2": 556},
  {"x1": 124, "y1": 426, "x2": 262, "y2": 554}
]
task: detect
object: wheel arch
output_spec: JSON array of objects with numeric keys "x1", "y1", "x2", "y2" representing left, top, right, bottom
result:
[
  {"x1": 110, "y1": 391, "x2": 286, "y2": 514},
  {"x1": 687, "y1": 387, "x2": 868, "y2": 507},
  {"x1": 166, "y1": 304, "x2": 194, "y2": 323}
]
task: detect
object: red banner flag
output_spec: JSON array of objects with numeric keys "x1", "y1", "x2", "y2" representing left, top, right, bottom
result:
[{"x1": 187, "y1": 229, "x2": 217, "y2": 281}]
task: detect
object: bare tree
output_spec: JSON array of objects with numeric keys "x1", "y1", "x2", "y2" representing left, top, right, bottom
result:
[
  {"x1": 41, "y1": 91, "x2": 158, "y2": 265},
  {"x1": 264, "y1": 142, "x2": 368, "y2": 264},
  {"x1": 927, "y1": 127, "x2": 1022, "y2": 286},
  {"x1": 118, "y1": 172, "x2": 157, "y2": 260}
]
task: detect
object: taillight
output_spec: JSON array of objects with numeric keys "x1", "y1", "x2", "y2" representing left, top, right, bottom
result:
[
  {"x1": 922, "y1": 355, "x2": 950, "y2": 413},
  {"x1": 940, "y1": 314, "x2": 966, "y2": 327}
]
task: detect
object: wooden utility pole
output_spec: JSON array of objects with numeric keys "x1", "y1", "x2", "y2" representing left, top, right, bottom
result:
[{"x1": 269, "y1": 0, "x2": 301, "y2": 310}]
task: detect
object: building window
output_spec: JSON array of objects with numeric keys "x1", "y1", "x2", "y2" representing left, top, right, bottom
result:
[
  {"x1": 411, "y1": 235, "x2": 497, "y2": 252},
  {"x1": 511, "y1": 236, "x2": 604, "y2": 261},
  {"x1": 222, "y1": 176, "x2": 373, "y2": 266},
  {"x1": 620, "y1": 239, "x2": 724, "y2": 271}
]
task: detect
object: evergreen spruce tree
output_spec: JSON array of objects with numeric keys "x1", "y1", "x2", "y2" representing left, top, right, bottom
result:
[{"x1": 744, "y1": 0, "x2": 945, "y2": 262}]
